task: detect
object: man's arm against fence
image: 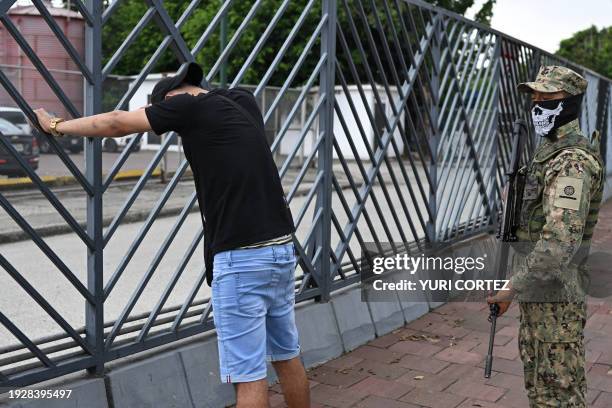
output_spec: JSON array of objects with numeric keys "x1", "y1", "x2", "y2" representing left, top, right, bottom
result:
[{"x1": 33, "y1": 108, "x2": 152, "y2": 138}]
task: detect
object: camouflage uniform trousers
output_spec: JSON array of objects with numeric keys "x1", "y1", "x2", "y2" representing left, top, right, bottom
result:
[{"x1": 518, "y1": 301, "x2": 587, "y2": 407}]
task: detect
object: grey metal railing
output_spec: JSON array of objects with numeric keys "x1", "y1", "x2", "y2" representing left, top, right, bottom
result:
[{"x1": 0, "y1": 0, "x2": 610, "y2": 388}]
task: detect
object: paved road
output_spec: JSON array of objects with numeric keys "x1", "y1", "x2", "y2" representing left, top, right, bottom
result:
[
  {"x1": 0, "y1": 151, "x2": 320, "y2": 242},
  {"x1": 2, "y1": 148, "x2": 312, "y2": 178},
  {"x1": 0, "y1": 149, "x2": 186, "y2": 178},
  {"x1": 1, "y1": 154, "x2": 470, "y2": 243}
]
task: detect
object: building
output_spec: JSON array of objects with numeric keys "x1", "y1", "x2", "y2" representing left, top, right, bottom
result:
[
  {"x1": 127, "y1": 74, "x2": 408, "y2": 161},
  {"x1": 126, "y1": 74, "x2": 317, "y2": 157},
  {"x1": 0, "y1": 2, "x2": 84, "y2": 119}
]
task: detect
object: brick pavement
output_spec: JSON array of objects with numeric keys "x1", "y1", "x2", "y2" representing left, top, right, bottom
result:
[{"x1": 265, "y1": 198, "x2": 612, "y2": 407}]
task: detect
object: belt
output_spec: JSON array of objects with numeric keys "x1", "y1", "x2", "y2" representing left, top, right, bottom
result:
[{"x1": 237, "y1": 234, "x2": 293, "y2": 249}]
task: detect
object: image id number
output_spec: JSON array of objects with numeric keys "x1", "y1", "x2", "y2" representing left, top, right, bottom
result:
[{"x1": 9, "y1": 389, "x2": 72, "y2": 399}]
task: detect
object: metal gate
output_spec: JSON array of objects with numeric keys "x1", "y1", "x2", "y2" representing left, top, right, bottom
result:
[{"x1": 0, "y1": 0, "x2": 610, "y2": 388}]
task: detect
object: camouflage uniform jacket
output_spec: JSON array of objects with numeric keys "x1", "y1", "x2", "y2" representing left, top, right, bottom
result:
[{"x1": 510, "y1": 119, "x2": 604, "y2": 305}]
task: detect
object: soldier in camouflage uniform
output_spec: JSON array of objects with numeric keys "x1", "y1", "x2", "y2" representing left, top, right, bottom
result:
[{"x1": 487, "y1": 66, "x2": 605, "y2": 407}]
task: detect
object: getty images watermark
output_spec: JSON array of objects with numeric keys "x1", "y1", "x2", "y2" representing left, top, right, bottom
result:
[
  {"x1": 359, "y1": 240, "x2": 612, "y2": 302},
  {"x1": 370, "y1": 252, "x2": 511, "y2": 290},
  {"x1": 359, "y1": 241, "x2": 509, "y2": 303}
]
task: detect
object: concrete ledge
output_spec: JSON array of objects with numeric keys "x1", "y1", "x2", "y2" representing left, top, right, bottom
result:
[
  {"x1": 331, "y1": 286, "x2": 376, "y2": 352},
  {"x1": 603, "y1": 175, "x2": 612, "y2": 202},
  {"x1": 399, "y1": 300, "x2": 430, "y2": 323},
  {"x1": 392, "y1": 271, "x2": 430, "y2": 323},
  {"x1": 363, "y1": 289, "x2": 405, "y2": 337},
  {"x1": 178, "y1": 336, "x2": 236, "y2": 408},
  {"x1": 106, "y1": 351, "x2": 193, "y2": 408},
  {"x1": 427, "y1": 301, "x2": 445, "y2": 310},
  {"x1": 295, "y1": 301, "x2": 343, "y2": 368}
]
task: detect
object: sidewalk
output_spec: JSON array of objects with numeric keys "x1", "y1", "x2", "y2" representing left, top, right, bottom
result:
[{"x1": 266, "y1": 200, "x2": 612, "y2": 408}]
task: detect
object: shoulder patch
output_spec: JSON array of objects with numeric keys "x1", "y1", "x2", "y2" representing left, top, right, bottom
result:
[{"x1": 553, "y1": 176, "x2": 583, "y2": 210}]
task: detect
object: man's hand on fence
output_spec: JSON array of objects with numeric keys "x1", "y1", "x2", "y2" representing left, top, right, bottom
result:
[{"x1": 33, "y1": 108, "x2": 54, "y2": 134}]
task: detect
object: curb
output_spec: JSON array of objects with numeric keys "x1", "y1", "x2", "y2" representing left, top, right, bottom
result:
[
  {"x1": 0, "y1": 204, "x2": 193, "y2": 245},
  {"x1": 0, "y1": 168, "x2": 163, "y2": 190}
]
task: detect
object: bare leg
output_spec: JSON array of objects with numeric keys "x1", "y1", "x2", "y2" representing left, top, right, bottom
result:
[
  {"x1": 271, "y1": 356, "x2": 310, "y2": 408},
  {"x1": 235, "y1": 379, "x2": 270, "y2": 408}
]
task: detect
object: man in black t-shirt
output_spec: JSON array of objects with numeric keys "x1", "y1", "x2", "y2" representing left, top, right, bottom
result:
[{"x1": 34, "y1": 62, "x2": 309, "y2": 408}]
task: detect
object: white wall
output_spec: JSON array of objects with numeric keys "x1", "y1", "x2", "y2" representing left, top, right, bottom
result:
[
  {"x1": 128, "y1": 74, "x2": 177, "y2": 151},
  {"x1": 126, "y1": 77, "x2": 407, "y2": 160},
  {"x1": 333, "y1": 84, "x2": 405, "y2": 160}
]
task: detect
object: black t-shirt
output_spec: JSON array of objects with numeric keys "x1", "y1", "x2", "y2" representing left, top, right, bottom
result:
[{"x1": 145, "y1": 87, "x2": 295, "y2": 286}]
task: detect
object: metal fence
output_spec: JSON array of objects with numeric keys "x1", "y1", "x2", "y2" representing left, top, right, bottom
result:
[{"x1": 0, "y1": 0, "x2": 610, "y2": 388}]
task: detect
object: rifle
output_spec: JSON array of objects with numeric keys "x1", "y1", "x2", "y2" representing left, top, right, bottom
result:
[{"x1": 484, "y1": 119, "x2": 528, "y2": 378}]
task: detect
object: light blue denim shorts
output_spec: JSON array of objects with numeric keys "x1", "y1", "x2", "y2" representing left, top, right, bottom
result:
[{"x1": 211, "y1": 242, "x2": 301, "y2": 383}]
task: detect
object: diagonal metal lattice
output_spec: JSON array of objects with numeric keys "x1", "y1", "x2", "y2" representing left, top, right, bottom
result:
[{"x1": 0, "y1": 0, "x2": 609, "y2": 388}]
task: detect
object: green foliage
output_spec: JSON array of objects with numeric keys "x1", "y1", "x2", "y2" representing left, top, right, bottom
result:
[
  {"x1": 424, "y1": 0, "x2": 475, "y2": 15},
  {"x1": 473, "y1": 0, "x2": 496, "y2": 26},
  {"x1": 102, "y1": 0, "x2": 322, "y2": 86},
  {"x1": 102, "y1": 0, "x2": 187, "y2": 76},
  {"x1": 424, "y1": 0, "x2": 496, "y2": 25},
  {"x1": 98, "y1": 0, "x2": 497, "y2": 86},
  {"x1": 556, "y1": 25, "x2": 612, "y2": 79}
]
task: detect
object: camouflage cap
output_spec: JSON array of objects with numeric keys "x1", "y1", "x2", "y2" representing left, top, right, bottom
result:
[{"x1": 517, "y1": 65, "x2": 587, "y2": 95}]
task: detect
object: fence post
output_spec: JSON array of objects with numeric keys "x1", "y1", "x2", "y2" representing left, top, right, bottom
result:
[
  {"x1": 84, "y1": 0, "x2": 105, "y2": 375},
  {"x1": 313, "y1": 0, "x2": 337, "y2": 302},
  {"x1": 490, "y1": 35, "x2": 502, "y2": 212},
  {"x1": 596, "y1": 79, "x2": 609, "y2": 167},
  {"x1": 427, "y1": 18, "x2": 442, "y2": 243}
]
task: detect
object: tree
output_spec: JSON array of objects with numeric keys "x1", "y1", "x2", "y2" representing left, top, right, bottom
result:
[
  {"x1": 101, "y1": 0, "x2": 322, "y2": 87},
  {"x1": 556, "y1": 25, "x2": 612, "y2": 79},
  {"x1": 424, "y1": 0, "x2": 497, "y2": 26},
  {"x1": 101, "y1": 0, "x2": 187, "y2": 76},
  {"x1": 96, "y1": 0, "x2": 498, "y2": 89}
]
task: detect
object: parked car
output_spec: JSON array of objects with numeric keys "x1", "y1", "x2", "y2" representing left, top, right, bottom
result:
[
  {"x1": 103, "y1": 134, "x2": 141, "y2": 153},
  {"x1": 47, "y1": 129, "x2": 84, "y2": 154},
  {"x1": 0, "y1": 118, "x2": 39, "y2": 177},
  {"x1": 0, "y1": 107, "x2": 83, "y2": 154},
  {"x1": 0, "y1": 106, "x2": 34, "y2": 133},
  {"x1": 52, "y1": 129, "x2": 84, "y2": 154}
]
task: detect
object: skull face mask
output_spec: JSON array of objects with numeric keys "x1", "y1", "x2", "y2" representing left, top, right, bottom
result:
[{"x1": 530, "y1": 93, "x2": 583, "y2": 138}]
